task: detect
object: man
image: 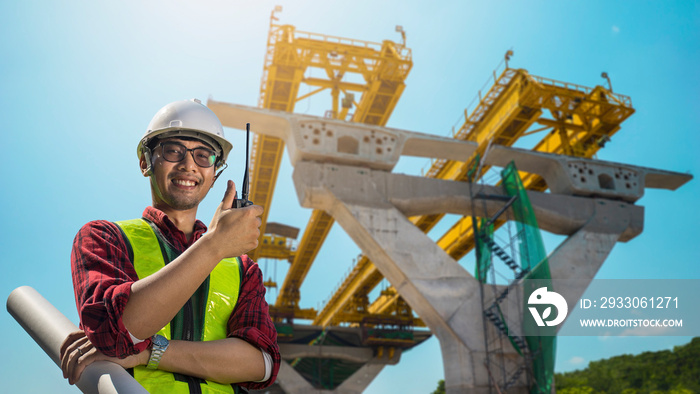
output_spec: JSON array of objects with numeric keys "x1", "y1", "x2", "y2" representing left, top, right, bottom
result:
[{"x1": 60, "y1": 99, "x2": 279, "y2": 393}]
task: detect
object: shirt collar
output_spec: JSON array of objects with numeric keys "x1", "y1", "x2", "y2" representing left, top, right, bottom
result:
[{"x1": 142, "y1": 206, "x2": 208, "y2": 249}]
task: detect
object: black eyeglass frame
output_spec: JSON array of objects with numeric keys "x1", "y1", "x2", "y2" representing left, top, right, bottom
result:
[{"x1": 157, "y1": 141, "x2": 219, "y2": 168}]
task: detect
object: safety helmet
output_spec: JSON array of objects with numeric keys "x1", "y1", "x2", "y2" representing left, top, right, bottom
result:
[{"x1": 138, "y1": 99, "x2": 233, "y2": 171}]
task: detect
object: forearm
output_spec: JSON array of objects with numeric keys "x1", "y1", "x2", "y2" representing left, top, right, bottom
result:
[
  {"x1": 123, "y1": 234, "x2": 222, "y2": 339},
  {"x1": 158, "y1": 337, "x2": 265, "y2": 384}
]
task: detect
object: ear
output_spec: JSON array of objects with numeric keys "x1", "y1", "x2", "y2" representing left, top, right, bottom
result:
[{"x1": 140, "y1": 152, "x2": 152, "y2": 177}]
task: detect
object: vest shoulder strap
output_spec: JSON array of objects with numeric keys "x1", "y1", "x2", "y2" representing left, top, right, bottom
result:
[{"x1": 115, "y1": 218, "x2": 165, "y2": 279}]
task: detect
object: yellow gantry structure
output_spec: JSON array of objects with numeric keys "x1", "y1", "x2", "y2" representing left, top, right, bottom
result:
[
  {"x1": 251, "y1": 12, "x2": 412, "y2": 320},
  {"x1": 250, "y1": 12, "x2": 635, "y2": 329},
  {"x1": 314, "y1": 67, "x2": 635, "y2": 326}
]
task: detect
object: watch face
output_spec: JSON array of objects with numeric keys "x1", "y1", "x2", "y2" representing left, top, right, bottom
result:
[{"x1": 153, "y1": 335, "x2": 168, "y2": 347}]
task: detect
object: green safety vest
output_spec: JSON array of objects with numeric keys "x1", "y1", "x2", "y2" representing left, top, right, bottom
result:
[{"x1": 116, "y1": 218, "x2": 243, "y2": 394}]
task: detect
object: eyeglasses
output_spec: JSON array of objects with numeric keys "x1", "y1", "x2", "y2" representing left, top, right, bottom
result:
[{"x1": 158, "y1": 141, "x2": 218, "y2": 168}]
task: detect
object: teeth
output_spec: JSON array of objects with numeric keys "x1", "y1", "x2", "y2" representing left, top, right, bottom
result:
[{"x1": 173, "y1": 179, "x2": 196, "y2": 187}]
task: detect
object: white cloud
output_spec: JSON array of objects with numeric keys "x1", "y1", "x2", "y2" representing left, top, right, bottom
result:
[
  {"x1": 612, "y1": 25, "x2": 621, "y2": 34},
  {"x1": 598, "y1": 332, "x2": 613, "y2": 341},
  {"x1": 568, "y1": 356, "x2": 585, "y2": 365}
]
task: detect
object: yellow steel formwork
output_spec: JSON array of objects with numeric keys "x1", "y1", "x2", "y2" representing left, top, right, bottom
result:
[
  {"x1": 252, "y1": 14, "x2": 413, "y2": 317},
  {"x1": 314, "y1": 256, "x2": 383, "y2": 327},
  {"x1": 316, "y1": 67, "x2": 635, "y2": 324},
  {"x1": 248, "y1": 134, "x2": 285, "y2": 263},
  {"x1": 250, "y1": 22, "x2": 303, "y2": 261},
  {"x1": 252, "y1": 13, "x2": 636, "y2": 329},
  {"x1": 275, "y1": 209, "x2": 333, "y2": 311},
  {"x1": 435, "y1": 74, "x2": 635, "y2": 262},
  {"x1": 258, "y1": 234, "x2": 296, "y2": 261}
]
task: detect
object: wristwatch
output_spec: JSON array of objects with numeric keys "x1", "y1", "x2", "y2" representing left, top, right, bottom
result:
[{"x1": 146, "y1": 334, "x2": 169, "y2": 370}]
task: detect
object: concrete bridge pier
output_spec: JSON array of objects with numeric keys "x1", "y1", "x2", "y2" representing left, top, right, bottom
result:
[{"x1": 292, "y1": 161, "x2": 645, "y2": 393}]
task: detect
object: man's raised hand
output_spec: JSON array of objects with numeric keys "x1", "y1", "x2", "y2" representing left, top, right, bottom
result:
[
  {"x1": 209, "y1": 180, "x2": 237, "y2": 231},
  {"x1": 207, "y1": 180, "x2": 263, "y2": 259}
]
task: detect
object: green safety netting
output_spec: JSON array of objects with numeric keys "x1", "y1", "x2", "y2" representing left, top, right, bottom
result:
[{"x1": 501, "y1": 162, "x2": 555, "y2": 394}]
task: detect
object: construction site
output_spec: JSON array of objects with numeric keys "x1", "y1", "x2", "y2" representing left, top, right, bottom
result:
[
  {"x1": 205, "y1": 7, "x2": 691, "y2": 393},
  {"x1": 4, "y1": 3, "x2": 696, "y2": 394}
]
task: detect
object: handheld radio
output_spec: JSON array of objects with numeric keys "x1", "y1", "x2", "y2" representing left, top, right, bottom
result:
[{"x1": 232, "y1": 123, "x2": 253, "y2": 208}]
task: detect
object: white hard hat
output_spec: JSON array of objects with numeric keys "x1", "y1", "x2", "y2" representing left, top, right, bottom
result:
[{"x1": 138, "y1": 99, "x2": 233, "y2": 168}]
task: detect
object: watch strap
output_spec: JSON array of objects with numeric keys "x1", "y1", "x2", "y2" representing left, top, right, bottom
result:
[{"x1": 146, "y1": 334, "x2": 169, "y2": 370}]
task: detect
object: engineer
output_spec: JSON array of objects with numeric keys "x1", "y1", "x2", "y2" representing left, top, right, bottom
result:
[{"x1": 60, "y1": 99, "x2": 280, "y2": 393}]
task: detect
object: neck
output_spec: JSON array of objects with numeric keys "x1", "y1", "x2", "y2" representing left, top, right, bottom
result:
[{"x1": 153, "y1": 204, "x2": 198, "y2": 243}]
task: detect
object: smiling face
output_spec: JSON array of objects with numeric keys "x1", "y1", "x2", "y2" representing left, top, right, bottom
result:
[{"x1": 141, "y1": 137, "x2": 217, "y2": 214}]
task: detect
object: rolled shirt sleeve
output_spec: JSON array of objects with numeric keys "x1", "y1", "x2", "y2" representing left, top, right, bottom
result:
[
  {"x1": 71, "y1": 220, "x2": 150, "y2": 358},
  {"x1": 228, "y1": 255, "x2": 281, "y2": 390}
]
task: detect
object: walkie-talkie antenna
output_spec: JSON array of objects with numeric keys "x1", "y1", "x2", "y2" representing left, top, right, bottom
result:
[
  {"x1": 241, "y1": 122, "x2": 250, "y2": 203},
  {"x1": 232, "y1": 122, "x2": 253, "y2": 209}
]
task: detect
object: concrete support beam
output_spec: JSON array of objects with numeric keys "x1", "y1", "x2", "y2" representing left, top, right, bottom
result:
[
  {"x1": 208, "y1": 100, "x2": 478, "y2": 171},
  {"x1": 294, "y1": 162, "x2": 644, "y2": 242},
  {"x1": 486, "y1": 145, "x2": 691, "y2": 202}
]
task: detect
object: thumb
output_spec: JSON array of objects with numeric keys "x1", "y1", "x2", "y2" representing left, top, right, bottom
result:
[{"x1": 222, "y1": 180, "x2": 236, "y2": 210}]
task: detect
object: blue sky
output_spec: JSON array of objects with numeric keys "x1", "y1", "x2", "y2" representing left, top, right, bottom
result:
[{"x1": 1, "y1": 1, "x2": 698, "y2": 393}]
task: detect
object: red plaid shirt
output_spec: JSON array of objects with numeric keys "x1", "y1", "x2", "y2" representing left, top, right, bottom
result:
[{"x1": 70, "y1": 206, "x2": 279, "y2": 390}]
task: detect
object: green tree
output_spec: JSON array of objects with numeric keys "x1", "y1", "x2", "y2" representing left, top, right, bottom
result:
[
  {"x1": 432, "y1": 379, "x2": 445, "y2": 394},
  {"x1": 555, "y1": 337, "x2": 700, "y2": 393},
  {"x1": 558, "y1": 387, "x2": 594, "y2": 394}
]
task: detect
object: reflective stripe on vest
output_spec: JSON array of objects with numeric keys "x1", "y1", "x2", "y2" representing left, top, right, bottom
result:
[{"x1": 116, "y1": 218, "x2": 241, "y2": 394}]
